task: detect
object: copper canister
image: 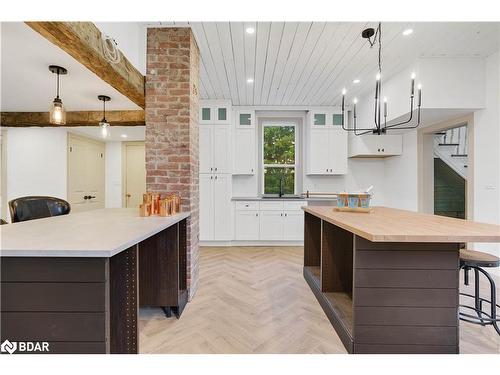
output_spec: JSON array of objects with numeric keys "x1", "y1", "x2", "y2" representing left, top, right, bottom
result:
[
  {"x1": 151, "y1": 194, "x2": 159, "y2": 215},
  {"x1": 172, "y1": 195, "x2": 180, "y2": 214},
  {"x1": 166, "y1": 197, "x2": 173, "y2": 216},
  {"x1": 139, "y1": 203, "x2": 148, "y2": 217},
  {"x1": 159, "y1": 199, "x2": 167, "y2": 217}
]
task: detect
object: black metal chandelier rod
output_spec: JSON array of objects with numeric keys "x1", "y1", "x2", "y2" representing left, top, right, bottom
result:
[{"x1": 339, "y1": 22, "x2": 423, "y2": 135}]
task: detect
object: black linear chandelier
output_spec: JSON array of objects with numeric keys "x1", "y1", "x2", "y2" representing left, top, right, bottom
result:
[{"x1": 341, "y1": 22, "x2": 422, "y2": 136}]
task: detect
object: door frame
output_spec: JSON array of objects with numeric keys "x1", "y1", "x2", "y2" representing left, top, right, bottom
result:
[
  {"x1": 121, "y1": 141, "x2": 146, "y2": 208},
  {"x1": 417, "y1": 113, "x2": 474, "y2": 219}
]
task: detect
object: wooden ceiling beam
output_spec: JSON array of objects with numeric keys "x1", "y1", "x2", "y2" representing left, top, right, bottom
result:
[
  {"x1": 1, "y1": 110, "x2": 145, "y2": 127},
  {"x1": 25, "y1": 22, "x2": 145, "y2": 108}
]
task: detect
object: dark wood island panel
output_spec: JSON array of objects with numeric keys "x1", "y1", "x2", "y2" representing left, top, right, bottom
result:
[
  {"x1": 1, "y1": 216, "x2": 189, "y2": 354},
  {"x1": 302, "y1": 207, "x2": 473, "y2": 354}
]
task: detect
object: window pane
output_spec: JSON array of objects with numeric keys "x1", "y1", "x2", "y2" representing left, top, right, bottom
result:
[
  {"x1": 202, "y1": 108, "x2": 211, "y2": 121},
  {"x1": 333, "y1": 114, "x2": 343, "y2": 126},
  {"x1": 314, "y1": 113, "x2": 326, "y2": 125},
  {"x1": 263, "y1": 167, "x2": 295, "y2": 195},
  {"x1": 239, "y1": 113, "x2": 251, "y2": 125},
  {"x1": 218, "y1": 108, "x2": 227, "y2": 121},
  {"x1": 263, "y1": 126, "x2": 295, "y2": 164}
]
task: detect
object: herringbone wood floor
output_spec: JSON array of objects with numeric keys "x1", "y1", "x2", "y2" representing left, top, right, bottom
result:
[{"x1": 139, "y1": 246, "x2": 500, "y2": 354}]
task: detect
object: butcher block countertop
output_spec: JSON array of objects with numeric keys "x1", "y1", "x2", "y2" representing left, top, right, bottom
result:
[
  {"x1": 303, "y1": 206, "x2": 500, "y2": 243},
  {"x1": 0, "y1": 208, "x2": 190, "y2": 257}
]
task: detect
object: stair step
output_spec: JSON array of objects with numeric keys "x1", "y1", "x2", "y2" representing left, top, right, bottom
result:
[
  {"x1": 451, "y1": 154, "x2": 468, "y2": 157},
  {"x1": 438, "y1": 143, "x2": 459, "y2": 146}
]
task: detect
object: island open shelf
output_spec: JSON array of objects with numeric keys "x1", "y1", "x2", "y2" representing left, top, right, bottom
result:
[{"x1": 302, "y1": 206, "x2": 500, "y2": 354}]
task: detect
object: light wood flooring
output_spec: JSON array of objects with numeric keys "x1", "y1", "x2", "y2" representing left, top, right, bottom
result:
[{"x1": 139, "y1": 246, "x2": 500, "y2": 354}]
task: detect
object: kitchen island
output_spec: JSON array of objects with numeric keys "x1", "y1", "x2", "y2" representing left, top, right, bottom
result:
[
  {"x1": 302, "y1": 206, "x2": 500, "y2": 354},
  {"x1": 0, "y1": 208, "x2": 190, "y2": 354}
]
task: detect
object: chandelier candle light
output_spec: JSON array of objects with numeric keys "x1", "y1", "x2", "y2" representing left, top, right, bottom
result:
[{"x1": 341, "y1": 23, "x2": 423, "y2": 136}]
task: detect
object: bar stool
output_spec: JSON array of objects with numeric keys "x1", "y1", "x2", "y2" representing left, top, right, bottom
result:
[
  {"x1": 459, "y1": 249, "x2": 500, "y2": 335},
  {"x1": 9, "y1": 196, "x2": 71, "y2": 223}
]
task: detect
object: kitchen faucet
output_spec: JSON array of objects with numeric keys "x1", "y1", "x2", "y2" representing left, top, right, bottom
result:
[{"x1": 279, "y1": 175, "x2": 284, "y2": 198}]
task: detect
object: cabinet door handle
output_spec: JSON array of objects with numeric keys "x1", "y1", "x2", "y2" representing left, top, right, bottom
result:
[
  {"x1": 215, "y1": 167, "x2": 218, "y2": 171},
  {"x1": 215, "y1": 175, "x2": 218, "y2": 180},
  {"x1": 210, "y1": 176, "x2": 213, "y2": 179},
  {"x1": 382, "y1": 148, "x2": 385, "y2": 152},
  {"x1": 210, "y1": 167, "x2": 213, "y2": 171},
  {"x1": 256, "y1": 213, "x2": 258, "y2": 217},
  {"x1": 285, "y1": 213, "x2": 287, "y2": 217}
]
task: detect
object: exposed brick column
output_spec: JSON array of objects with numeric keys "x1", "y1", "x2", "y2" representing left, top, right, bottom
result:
[{"x1": 145, "y1": 28, "x2": 200, "y2": 298}]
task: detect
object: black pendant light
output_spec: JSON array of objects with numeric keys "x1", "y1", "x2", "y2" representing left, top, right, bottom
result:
[
  {"x1": 49, "y1": 65, "x2": 68, "y2": 125},
  {"x1": 340, "y1": 23, "x2": 423, "y2": 135},
  {"x1": 98, "y1": 95, "x2": 111, "y2": 138}
]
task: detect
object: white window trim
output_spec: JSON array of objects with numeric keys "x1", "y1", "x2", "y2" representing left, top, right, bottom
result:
[{"x1": 261, "y1": 121, "x2": 298, "y2": 195}]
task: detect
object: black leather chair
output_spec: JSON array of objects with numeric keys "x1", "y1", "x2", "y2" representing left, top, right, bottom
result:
[{"x1": 9, "y1": 196, "x2": 71, "y2": 223}]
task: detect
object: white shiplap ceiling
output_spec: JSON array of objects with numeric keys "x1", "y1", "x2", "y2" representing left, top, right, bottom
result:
[{"x1": 149, "y1": 22, "x2": 500, "y2": 106}]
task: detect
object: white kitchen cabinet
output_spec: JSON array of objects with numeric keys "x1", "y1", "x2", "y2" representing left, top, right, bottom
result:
[
  {"x1": 199, "y1": 100, "x2": 231, "y2": 125},
  {"x1": 307, "y1": 128, "x2": 347, "y2": 175},
  {"x1": 283, "y1": 210, "x2": 304, "y2": 240},
  {"x1": 199, "y1": 126, "x2": 214, "y2": 174},
  {"x1": 199, "y1": 174, "x2": 215, "y2": 240},
  {"x1": 235, "y1": 109, "x2": 255, "y2": 128},
  {"x1": 213, "y1": 126, "x2": 231, "y2": 173},
  {"x1": 309, "y1": 109, "x2": 344, "y2": 129},
  {"x1": 199, "y1": 125, "x2": 232, "y2": 173},
  {"x1": 200, "y1": 174, "x2": 233, "y2": 241},
  {"x1": 348, "y1": 134, "x2": 402, "y2": 158},
  {"x1": 235, "y1": 210, "x2": 260, "y2": 240},
  {"x1": 259, "y1": 211, "x2": 284, "y2": 240},
  {"x1": 234, "y1": 128, "x2": 256, "y2": 175},
  {"x1": 234, "y1": 200, "x2": 306, "y2": 241}
]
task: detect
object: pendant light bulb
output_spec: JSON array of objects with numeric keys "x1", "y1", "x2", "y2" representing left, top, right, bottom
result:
[
  {"x1": 98, "y1": 95, "x2": 111, "y2": 139},
  {"x1": 376, "y1": 72, "x2": 381, "y2": 81},
  {"x1": 48, "y1": 65, "x2": 68, "y2": 125},
  {"x1": 342, "y1": 88, "x2": 347, "y2": 95},
  {"x1": 411, "y1": 72, "x2": 416, "y2": 79}
]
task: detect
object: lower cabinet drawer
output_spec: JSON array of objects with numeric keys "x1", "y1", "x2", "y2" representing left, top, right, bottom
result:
[{"x1": 235, "y1": 201, "x2": 259, "y2": 210}]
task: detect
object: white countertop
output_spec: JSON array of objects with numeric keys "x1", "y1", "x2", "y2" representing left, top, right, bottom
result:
[
  {"x1": 0, "y1": 208, "x2": 190, "y2": 257},
  {"x1": 231, "y1": 196, "x2": 337, "y2": 201}
]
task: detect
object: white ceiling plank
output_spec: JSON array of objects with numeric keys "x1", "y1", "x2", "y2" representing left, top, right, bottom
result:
[
  {"x1": 281, "y1": 22, "x2": 327, "y2": 105},
  {"x1": 259, "y1": 22, "x2": 285, "y2": 105},
  {"x1": 273, "y1": 22, "x2": 313, "y2": 105},
  {"x1": 230, "y1": 22, "x2": 248, "y2": 105},
  {"x1": 253, "y1": 22, "x2": 271, "y2": 105},
  {"x1": 243, "y1": 21, "x2": 257, "y2": 106},
  {"x1": 202, "y1": 23, "x2": 233, "y2": 101},
  {"x1": 287, "y1": 23, "x2": 340, "y2": 105},
  {"x1": 305, "y1": 22, "x2": 367, "y2": 105},
  {"x1": 265, "y1": 22, "x2": 299, "y2": 105},
  {"x1": 189, "y1": 22, "x2": 225, "y2": 99},
  {"x1": 213, "y1": 22, "x2": 240, "y2": 105}
]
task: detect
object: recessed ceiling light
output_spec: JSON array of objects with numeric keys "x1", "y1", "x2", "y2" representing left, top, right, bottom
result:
[
  {"x1": 245, "y1": 27, "x2": 255, "y2": 34},
  {"x1": 247, "y1": 78, "x2": 254, "y2": 83},
  {"x1": 402, "y1": 28, "x2": 413, "y2": 36},
  {"x1": 353, "y1": 79, "x2": 360, "y2": 84},
  {"x1": 121, "y1": 134, "x2": 128, "y2": 138}
]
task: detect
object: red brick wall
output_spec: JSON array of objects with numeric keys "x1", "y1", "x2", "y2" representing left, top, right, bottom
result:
[{"x1": 145, "y1": 28, "x2": 200, "y2": 298}]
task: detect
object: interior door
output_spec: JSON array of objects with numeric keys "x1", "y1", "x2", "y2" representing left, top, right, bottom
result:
[
  {"x1": 67, "y1": 134, "x2": 105, "y2": 212},
  {"x1": 124, "y1": 142, "x2": 146, "y2": 208},
  {"x1": 199, "y1": 126, "x2": 213, "y2": 174},
  {"x1": 199, "y1": 174, "x2": 214, "y2": 240},
  {"x1": 213, "y1": 174, "x2": 232, "y2": 240},
  {"x1": 213, "y1": 126, "x2": 231, "y2": 173}
]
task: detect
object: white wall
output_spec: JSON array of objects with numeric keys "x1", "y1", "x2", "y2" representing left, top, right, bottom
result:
[
  {"x1": 472, "y1": 52, "x2": 500, "y2": 265},
  {"x1": 5, "y1": 128, "x2": 68, "y2": 221},
  {"x1": 95, "y1": 22, "x2": 147, "y2": 75},
  {"x1": 105, "y1": 142, "x2": 123, "y2": 208}
]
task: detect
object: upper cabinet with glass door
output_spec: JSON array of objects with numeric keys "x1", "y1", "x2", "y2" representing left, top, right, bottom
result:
[
  {"x1": 235, "y1": 109, "x2": 255, "y2": 128},
  {"x1": 309, "y1": 108, "x2": 344, "y2": 129},
  {"x1": 199, "y1": 100, "x2": 232, "y2": 125}
]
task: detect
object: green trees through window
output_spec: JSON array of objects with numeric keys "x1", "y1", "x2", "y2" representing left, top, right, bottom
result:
[{"x1": 263, "y1": 125, "x2": 296, "y2": 195}]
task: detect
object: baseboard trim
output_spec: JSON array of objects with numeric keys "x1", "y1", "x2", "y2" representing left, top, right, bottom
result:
[{"x1": 200, "y1": 241, "x2": 304, "y2": 247}]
